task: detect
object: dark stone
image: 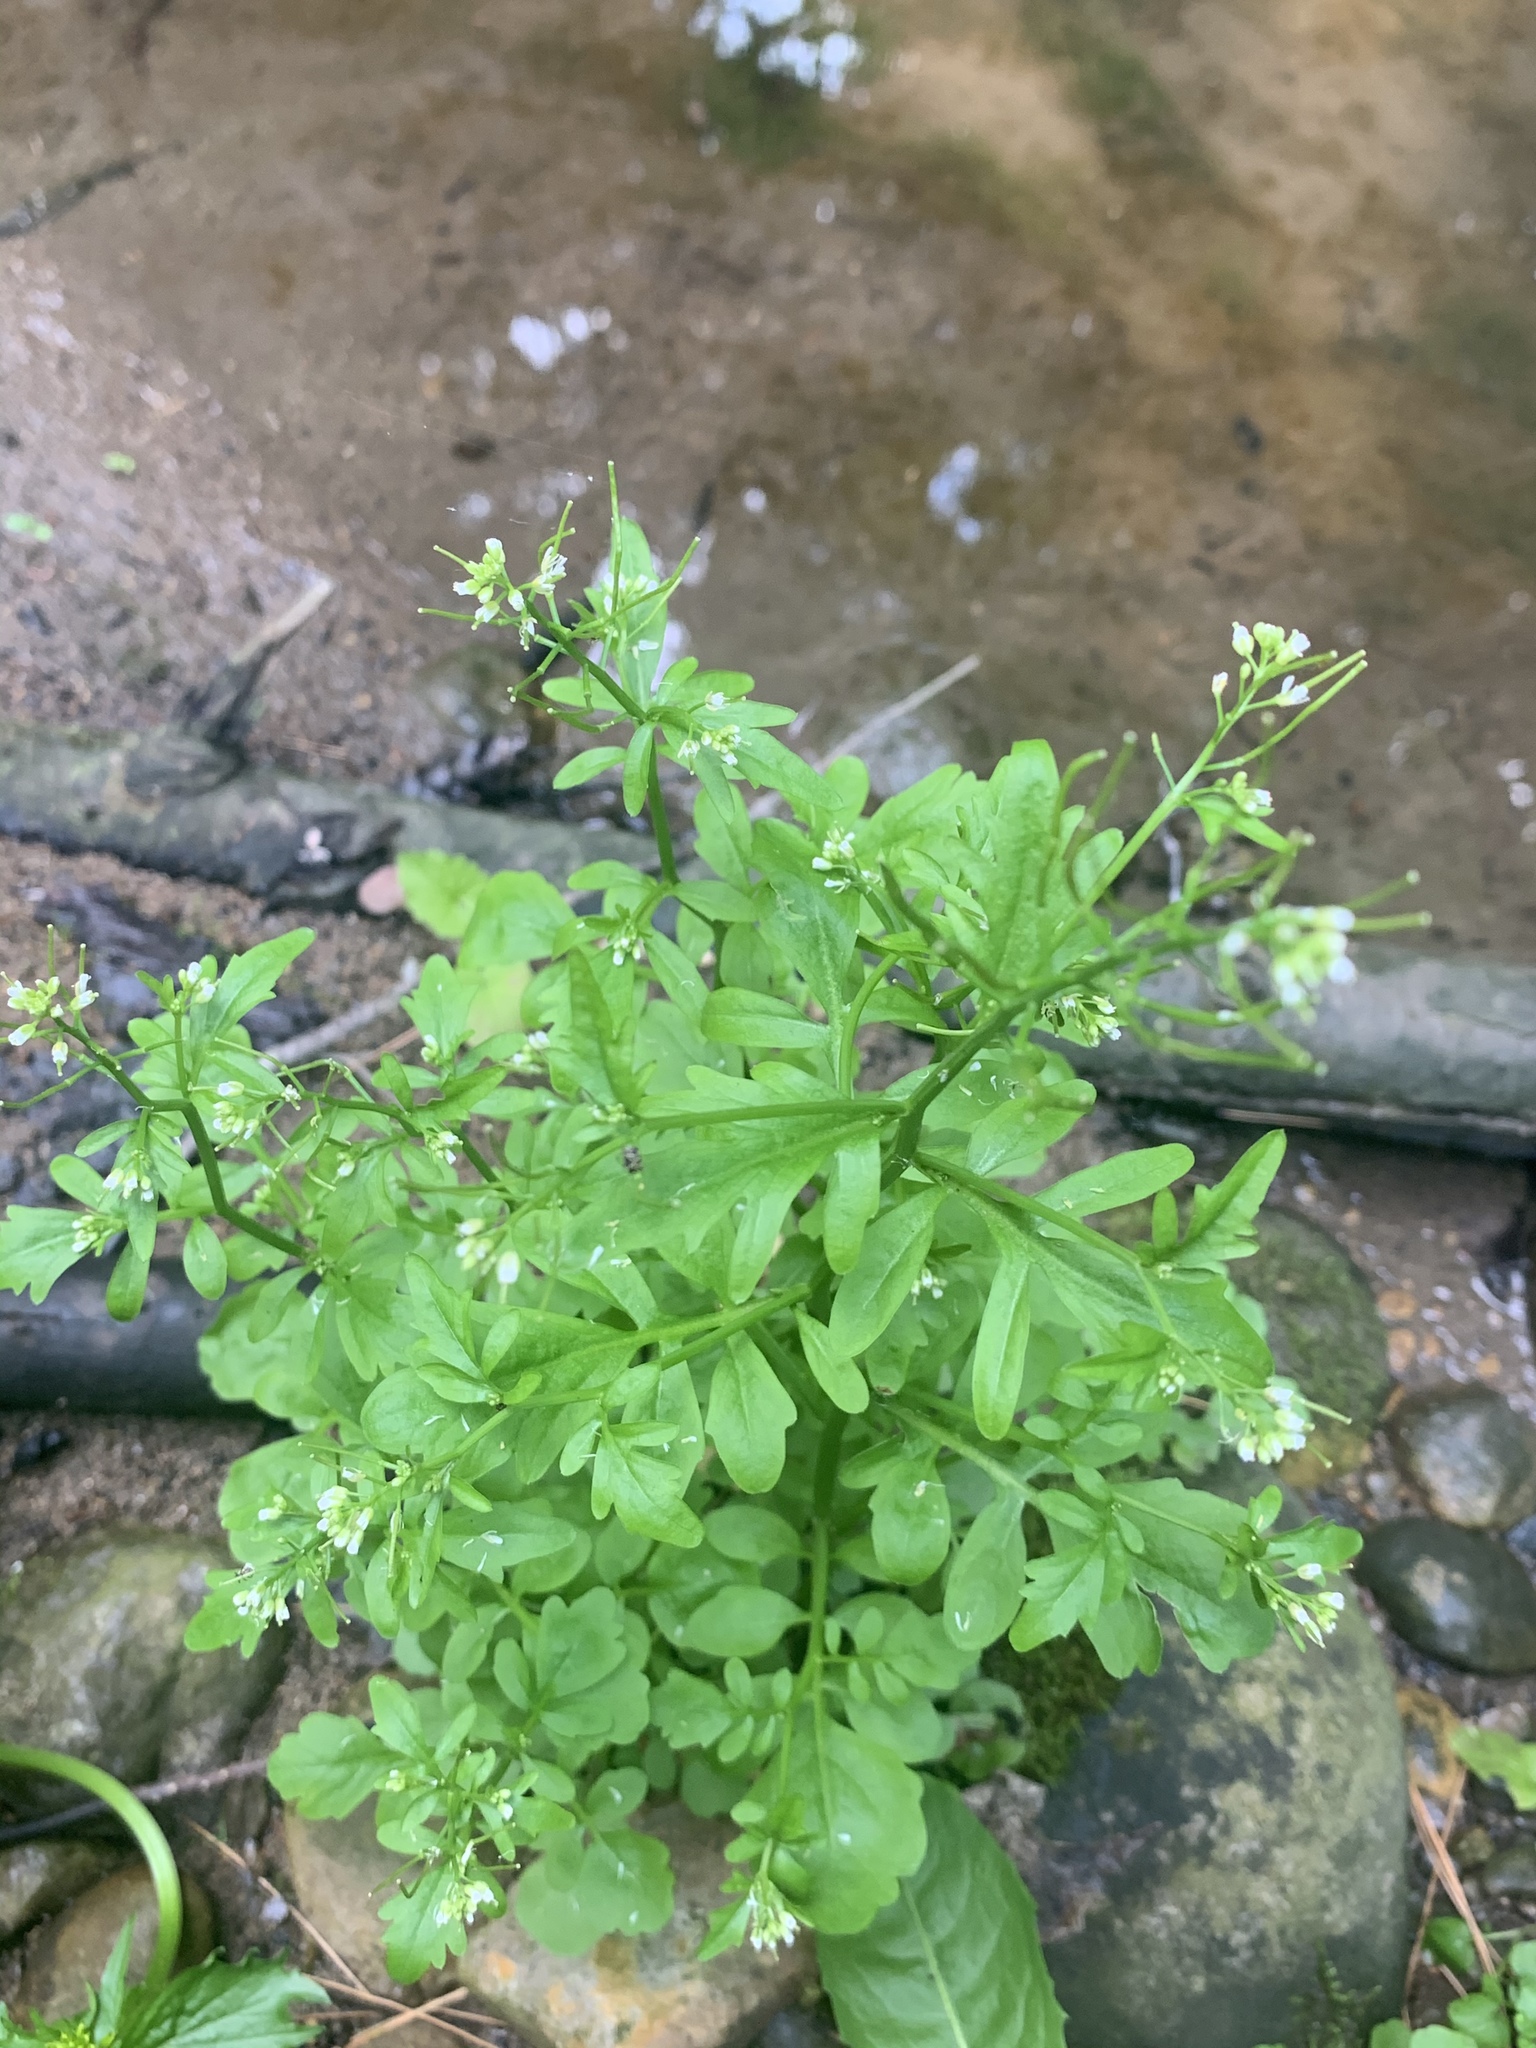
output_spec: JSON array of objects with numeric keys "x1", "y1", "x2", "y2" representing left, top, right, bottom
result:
[
  {"x1": 0, "y1": 1259, "x2": 228, "y2": 1414},
  {"x1": 1355, "y1": 1519, "x2": 1536, "y2": 1672},
  {"x1": 10, "y1": 1426, "x2": 71, "y2": 1472},
  {"x1": 1480, "y1": 1840, "x2": 1536, "y2": 1902},
  {"x1": 17, "y1": 1864, "x2": 215, "y2": 2024},
  {"x1": 1240, "y1": 1209, "x2": 1391, "y2": 1478},
  {"x1": 968, "y1": 1596, "x2": 1411, "y2": 2048},
  {"x1": 1387, "y1": 1383, "x2": 1536, "y2": 1530}
]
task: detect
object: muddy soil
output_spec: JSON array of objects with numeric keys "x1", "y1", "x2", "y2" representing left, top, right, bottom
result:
[{"x1": 1, "y1": 0, "x2": 1534, "y2": 958}]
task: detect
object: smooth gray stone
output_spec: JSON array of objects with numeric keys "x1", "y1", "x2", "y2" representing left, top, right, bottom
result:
[
  {"x1": 1072, "y1": 945, "x2": 1536, "y2": 1153},
  {"x1": 1388, "y1": 1383, "x2": 1536, "y2": 1530},
  {"x1": 970, "y1": 1600, "x2": 1411, "y2": 2048},
  {"x1": 1356, "y1": 1518, "x2": 1536, "y2": 1672}
]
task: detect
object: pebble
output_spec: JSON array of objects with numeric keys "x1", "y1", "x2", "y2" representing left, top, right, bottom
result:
[
  {"x1": 0, "y1": 1840, "x2": 123, "y2": 1943},
  {"x1": 1356, "y1": 1519, "x2": 1536, "y2": 1672},
  {"x1": 1480, "y1": 1840, "x2": 1536, "y2": 1903},
  {"x1": 1387, "y1": 1382, "x2": 1536, "y2": 1529},
  {"x1": 16, "y1": 1863, "x2": 215, "y2": 2024}
]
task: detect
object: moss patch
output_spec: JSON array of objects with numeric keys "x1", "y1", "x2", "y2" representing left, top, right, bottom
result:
[{"x1": 983, "y1": 1626, "x2": 1125, "y2": 1785}]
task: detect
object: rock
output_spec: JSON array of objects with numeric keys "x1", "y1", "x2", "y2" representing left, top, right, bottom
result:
[
  {"x1": 403, "y1": 646, "x2": 557, "y2": 806},
  {"x1": 1355, "y1": 1519, "x2": 1536, "y2": 1673},
  {"x1": 1480, "y1": 1841, "x2": 1536, "y2": 1903},
  {"x1": 281, "y1": 1800, "x2": 401, "y2": 1994},
  {"x1": 16, "y1": 1862, "x2": 215, "y2": 2024},
  {"x1": 0, "y1": 1841, "x2": 124, "y2": 1942},
  {"x1": 968, "y1": 1601, "x2": 1411, "y2": 2048},
  {"x1": 0, "y1": 1259, "x2": 229, "y2": 1415},
  {"x1": 358, "y1": 863, "x2": 406, "y2": 916},
  {"x1": 1238, "y1": 1209, "x2": 1390, "y2": 1480},
  {"x1": 459, "y1": 1805, "x2": 816, "y2": 2048},
  {"x1": 754, "y1": 2010, "x2": 840, "y2": 2048},
  {"x1": 1387, "y1": 1383, "x2": 1536, "y2": 1530},
  {"x1": 0, "y1": 1528, "x2": 287, "y2": 1808}
]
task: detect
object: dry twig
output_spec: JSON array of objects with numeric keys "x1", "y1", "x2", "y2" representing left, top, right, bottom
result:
[
  {"x1": 0, "y1": 1756, "x2": 270, "y2": 1849},
  {"x1": 184, "y1": 1818, "x2": 366, "y2": 1992},
  {"x1": 266, "y1": 961, "x2": 421, "y2": 1067},
  {"x1": 1408, "y1": 1778, "x2": 1498, "y2": 1982}
]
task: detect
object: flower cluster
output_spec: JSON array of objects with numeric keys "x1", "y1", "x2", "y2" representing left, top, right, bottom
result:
[
  {"x1": 1038, "y1": 990, "x2": 1122, "y2": 1045},
  {"x1": 178, "y1": 960, "x2": 217, "y2": 1005},
  {"x1": 433, "y1": 1844, "x2": 500, "y2": 1931},
  {"x1": 1227, "y1": 1377, "x2": 1310, "y2": 1464},
  {"x1": 314, "y1": 1469, "x2": 380, "y2": 1557},
  {"x1": 690, "y1": 0, "x2": 862, "y2": 99},
  {"x1": 675, "y1": 723, "x2": 742, "y2": 769},
  {"x1": 5, "y1": 967, "x2": 96, "y2": 1070},
  {"x1": 103, "y1": 1145, "x2": 156, "y2": 1204},
  {"x1": 809, "y1": 828, "x2": 876, "y2": 894},
  {"x1": 449, "y1": 537, "x2": 567, "y2": 646},
  {"x1": 1221, "y1": 905, "x2": 1356, "y2": 1011},
  {"x1": 455, "y1": 1216, "x2": 519, "y2": 1285},
  {"x1": 745, "y1": 1870, "x2": 799, "y2": 1953}
]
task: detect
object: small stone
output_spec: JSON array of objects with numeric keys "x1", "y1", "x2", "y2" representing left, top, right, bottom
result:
[
  {"x1": 1388, "y1": 1329, "x2": 1418, "y2": 1375},
  {"x1": 282, "y1": 1801, "x2": 401, "y2": 1995},
  {"x1": 1356, "y1": 1520, "x2": 1536, "y2": 1672},
  {"x1": 0, "y1": 1840, "x2": 124, "y2": 1942},
  {"x1": 1388, "y1": 1383, "x2": 1536, "y2": 1529},
  {"x1": 0, "y1": 1528, "x2": 287, "y2": 1809},
  {"x1": 357, "y1": 863, "x2": 405, "y2": 916},
  {"x1": 1454, "y1": 1826, "x2": 1495, "y2": 1871},
  {"x1": 16, "y1": 1862, "x2": 215, "y2": 2024},
  {"x1": 1378, "y1": 1289, "x2": 1418, "y2": 1322},
  {"x1": 1481, "y1": 1840, "x2": 1536, "y2": 1902},
  {"x1": 756, "y1": 2009, "x2": 840, "y2": 2048},
  {"x1": 1240, "y1": 1209, "x2": 1391, "y2": 1479},
  {"x1": 459, "y1": 1805, "x2": 816, "y2": 2048}
]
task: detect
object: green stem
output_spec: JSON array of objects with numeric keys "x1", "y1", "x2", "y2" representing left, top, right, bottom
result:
[
  {"x1": 0, "y1": 1745, "x2": 181, "y2": 1994},
  {"x1": 646, "y1": 747, "x2": 679, "y2": 886}
]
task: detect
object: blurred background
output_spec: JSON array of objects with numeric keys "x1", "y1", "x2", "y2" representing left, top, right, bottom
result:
[{"x1": 3, "y1": 0, "x2": 1534, "y2": 954}]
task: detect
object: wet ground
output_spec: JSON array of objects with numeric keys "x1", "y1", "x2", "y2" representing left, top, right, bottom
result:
[{"x1": 2, "y1": 0, "x2": 1535, "y2": 957}]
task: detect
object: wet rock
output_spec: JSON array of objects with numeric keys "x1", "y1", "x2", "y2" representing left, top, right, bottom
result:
[
  {"x1": 0, "y1": 1840, "x2": 124, "y2": 1942},
  {"x1": 755, "y1": 2010, "x2": 840, "y2": 2048},
  {"x1": 1387, "y1": 1383, "x2": 1536, "y2": 1530},
  {"x1": 1480, "y1": 1840, "x2": 1536, "y2": 1903},
  {"x1": 968, "y1": 1600, "x2": 1411, "y2": 2048},
  {"x1": 1239, "y1": 1208, "x2": 1390, "y2": 1479},
  {"x1": 404, "y1": 645, "x2": 554, "y2": 806},
  {"x1": 460, "y1": 1805, "x2": 817, "y2": 2048},
  {"x1": 1396, "y1": 1684, "x2": 1465, "y2": 1804},
  {"x1": 16, "y1": 1862, "x2": 215, "y2": 2023},
  {"x1": 0, "y1": 1528, "x2": 287, "y2": 1809},
  {"x1": 1355, "y1": 1519, "x2": 1536, "y2": 1673}
]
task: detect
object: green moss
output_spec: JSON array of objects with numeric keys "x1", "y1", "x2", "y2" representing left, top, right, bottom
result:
[
  {"x1": 1019, "y1": 0, "x2": 1206, "y2": 178},
  {"x1": 982, "y1": 1626, "x2": 1125, "y2": 1785},
  {"x1": 700, "y1": 53, "x2": 829, "y2": 169}
]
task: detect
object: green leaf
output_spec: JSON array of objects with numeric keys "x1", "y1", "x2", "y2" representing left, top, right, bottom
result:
[
  {"x1": 105, "y1": 1236, "x2": 151, "y2": 1321},
  {"x1": 703, "y1": 1504, "x2": 802, "y2": 1563},
  {"x1": 973, "y1": 743, "x2": 1061, "y2": 987},
  {"x1": 0, "y1": 1207, "x2": 87, "y2": 1303},
  {"x1": 782, "y1": 1712, "x2": 927, "y2": 1934},
  {"x1": 182, "y1": 1217, "x2": 228, "y2": 1301},
  {"x1": 821, "y1": 1777, "x2": 1065, "y2": 2048},
  {"x1": 682, "y1": 1586, "x2": 804, "y2": 1658},
  {"x1": 1453, "y1": 1727, "x2": 1536, "y2": 1809},
  {"x1": 706, "y1": 1334, "x2": 797, "y2": 1492},
  {"x1": 396, "y1": 849, "x2": 488, "y2": 939},
  {"x1": 796, "y1": 1310, "x2": 870, "y2": 1415},
  {"x1": 1033, "y1": 1144, "x2": 1193, "y2": 1219},
  {"x1": 1175, "y1": 1130, "x2": 1287, "y2": 1270},
  {"x1": 824, "y1": 1136, "x2": 882, "y2": 1275},
  {"x1": 116, "y1": 1954, "x2": 327, "y2": 2048},
  {"x1": 943, "y1": 1492, "x2": 1028, "y2": 1652},
  {"x1": 872, "y1": 1458, "x2": 952, "y2": 1585},
  {"x1": 515, "y1": 1828, "x2": 674, "y2": 1955},
  {"x1": 829, "y1": 1189, "x2": 945, "y2": 1357},
  {"x1": 700, "y1": 987, "x2": 828, "y2": 1050},
  {"x1": 195, "y1": 929, "x2": 314, "y2": 1048},
  {"x1": 552, "y1": 744, "x2": 627, "y2": 789},
  {"x1": 268, "y1": 1713, "x2": 392, "y2": 1816},
  {"x1": 459, "y1": 869, "x2": 577, "y2": 974},
  {"x1": 971, "y1": 1245, "x2": 1031, "y2": 1441}
]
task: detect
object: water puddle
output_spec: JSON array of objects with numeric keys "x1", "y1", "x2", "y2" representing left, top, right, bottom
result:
[{"x1": 1, "y1": 0, "x2": 1534, "y2": 952}]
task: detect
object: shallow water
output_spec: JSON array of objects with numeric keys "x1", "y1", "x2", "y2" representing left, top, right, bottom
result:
[{"x1": 2, "y1": 0, "x2": 1534, "y2": 953}]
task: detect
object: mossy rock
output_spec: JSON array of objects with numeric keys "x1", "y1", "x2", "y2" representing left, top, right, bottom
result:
[
  {"x1": 1239, "y1": 1209, "x2": 1390, "y2": 1481},
  {"x1": 982, "y1": 1627, "x2": 1124, "y2": 1787}
]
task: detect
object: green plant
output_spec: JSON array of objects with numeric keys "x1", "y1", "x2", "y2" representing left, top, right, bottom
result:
[
  {"x1": 1367, "y1": 1927, "x2": 1536, "y2": 2046},
  {"x1": 1453, "y1": 1726, "x2": 1536, "y2": 1809},
  {"x1": 0, "y1": 479, "x2": 1419, "y2": 2043},
  {"x1": 0, "y1": 1745, "x2": 321, "y2": 2045}
]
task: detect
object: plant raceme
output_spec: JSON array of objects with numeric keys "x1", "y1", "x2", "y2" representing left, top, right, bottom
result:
[{"x1": 0, "y1": 481, "x2": 1421, "y2": 2043}]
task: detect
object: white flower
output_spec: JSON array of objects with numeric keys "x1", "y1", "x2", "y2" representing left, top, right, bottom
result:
[
  {"x1": 745, "y1": 1873, "x2": 799, "y2": 1954},
  {"x1": 1274, "y1": 676, "x2": 1310, "y2": 707},
  {"x1": 1231, "y1": 622, "x2": 1255, "y2": 657}
]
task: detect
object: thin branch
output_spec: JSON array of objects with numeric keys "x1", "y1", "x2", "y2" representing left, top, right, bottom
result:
[
  {"x1": 311, "y1": 1982, "x2": 503, "y2": 2048},
  {"x1": 747, "y1": 653, "x2": 981, "y2": 820},
  {"x1": 0, "y1": 1757, "x2": 270, "y2": 1848},
  {"x1": 184, "y1": 1819, "x2": 367, "y2": 1993},
  {"x1": 267, "y1": 960, "x2": 422, "y2": 1066},
  {"x1": 347, "y1": 1988, "x2": 469, "y2": 2045}
]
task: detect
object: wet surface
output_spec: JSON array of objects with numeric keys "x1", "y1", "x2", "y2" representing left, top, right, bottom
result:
[{"x1": 1, "y1": 0, "x2": 1534, "y2": 955}]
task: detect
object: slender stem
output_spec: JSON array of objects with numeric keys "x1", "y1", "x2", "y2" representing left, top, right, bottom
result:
[
  {"x1": 646, "y1": 747, "x2": 679, "y2": 886},
  {"x1": 0, "y1": 1745, "x2": 182, "y2": 1994}
]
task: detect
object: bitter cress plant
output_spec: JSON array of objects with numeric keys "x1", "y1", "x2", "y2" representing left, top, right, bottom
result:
[{"x1": 0, "y1": 485, "x2": 1420, "y2": 2027}]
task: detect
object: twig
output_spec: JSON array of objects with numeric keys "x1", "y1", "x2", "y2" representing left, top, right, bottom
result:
[
  {"x1": 354, "y1": 1024, "x2": 422, "y2": 1064},
  {"x1": 0, "y1": 1756, "x2": 270, "y2": 1848},
  {"x1": 747, "y1": 652, "x2": 981, "y2": 820},
  {"x1": 184, "y1": 1819, "x2": 367, "y2": 1992},
  {"x1": 312, "y1": 1982, "x2": 501, "y2": 2048},
  {"x1": 185, "y1": 577, "x2": 338, "y2": 746},
  {"x1": 347, "y1": 1988, "x2": 469, "y2": 2045},
  {"x1": 265, "y1": 961, "x2": 421, "y2": 1066},
  {"x1": 1409, "y1": 1779, "x2": 1497, "y2": 1981},
  {"x1": 1404, "y1": 1762, "x2": 1466, "y2": 2013}
]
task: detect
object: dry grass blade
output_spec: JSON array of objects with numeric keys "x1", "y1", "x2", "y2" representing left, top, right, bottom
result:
[
  {"x1": 1408, "y1": 1779, "x2": 1497, "y2": 1981},
  {"x1": 183, "y1": 1818, "x2": 367, "y2": 1992},
  {"x1": 1403, "y1": 1761, "x2": 1466, "y2": 2013},
  {"x1": 311, "y1": 1978, "x2": 505, "y2": 2047}
]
